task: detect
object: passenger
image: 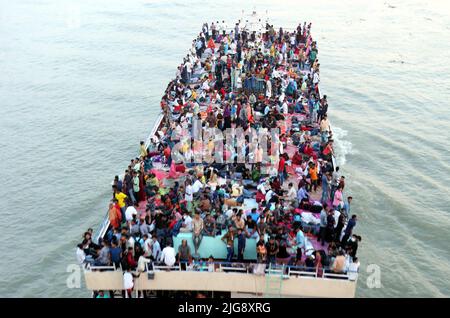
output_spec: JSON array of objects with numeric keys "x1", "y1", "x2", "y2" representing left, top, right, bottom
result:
[
  {"x1": 151, "y1": 234, "x2": 161, "y2": 261},
  {"x1": 221, "y1": 226, "x2": 235, "y2": 262},
  {"x1": 159, "y1": 241, "x2": 176, "y2": 267},
  {"x1": 266, "y1": 236, "x2": 279, "y2": 265},
  {"x1": 343, "y1": 196, "x2": 353, "y2": 218},
  {"x1": 192, "y1": 211, "x2": 204, "y2": 255},
  {"x1": 83, "y1": 21, "x2": 362, "y2": 285},
  {"x1": 341, "y1": 215, "x2": 358, "y2": 246},
  {"x1": 319, "y1": 203, "x2": 328, "y2": 246},
  {"x1": 108, "y1": 201, "x2": 122, "y2": 230},
  {"x1": 237, "y1": 228, "x2": 246, "y2": 261},
  {"x1": 177, "y1": 239, "x2": 192, "y2": 269},
  {"x1": 123, "y1": 268, "x2": 140, "y2": 298},
  {"x1": 203, "y1": 214, "x2": 216, "y2": 236},
  {"x1": 331, "y1": 250, "x2": 346, "y2": 274}
]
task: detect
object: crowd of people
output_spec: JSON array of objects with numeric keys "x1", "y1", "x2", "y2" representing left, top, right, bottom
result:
[{"x1": 77, "y1": 19, "x2": 362, "y2": 294}]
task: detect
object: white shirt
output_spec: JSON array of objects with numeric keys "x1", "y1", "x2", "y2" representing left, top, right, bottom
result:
[
  {"x1": 138, "y1": 256, "x2": 151, "y2": 272},
  {"x1": 257, "y1": 182, "x2": 267, "y2": 195},
  {"x1": 202, "y1": 80, "x2": 210, "y2": 90},
  {"x1": 76, "y1": 247, "x2": 85, "y2": 265},
  {"x1": 185, "y1": 61, "x2": 192, "y2": 73},
  {"x1": 313, "y1": 72, "x2": 320, "y2": 84},
  {"x1": 125, "y1": 206, "x2": 138, "y2": 222},
  {"x1": 183, "y1": 215, "x2": 193, "y2": 231},
  {"x1": 287, "y1": 187, "x2": 297, "y2": 201},
  {"x1": 185, "y1": 184, "x2": 194, "y2": 201},
  {"x1": 348, "y1": 261, "x2": 360, "y2": 281},
  {"x1": 192, "y1": 179, "x2": 204, "y2": 193},
  {"x1": 123, "y1": 272, "x2": 134, "y2": 289},
  {"x1": 225, "y1": 209, "x2": 234, "y2": 219},
  {"x1": 159, "y1": 246, "x2": 176, "y2": 266},
  {"x1": 127, "y1": 236, "x2": 135, "y2": 253},
  {"x1": 143, "y1": 238, "x2": 152, "y2": 257},
  {"x1": 265, "y1": 190, "x2": 275, "y2": 202},
  {"x1": 281, "y1": 102, "x2": 288, "y2": 114}
]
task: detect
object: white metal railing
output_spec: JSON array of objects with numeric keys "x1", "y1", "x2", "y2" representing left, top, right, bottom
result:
[{"x1": 86, "y1": 261, "x2": 357, "y2": 282}]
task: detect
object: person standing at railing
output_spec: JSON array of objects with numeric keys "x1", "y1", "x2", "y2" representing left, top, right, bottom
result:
[
  {"x1": 139, "y1": 141, "x2": 148, "y2": 158},
  {"x1": 178, "y1": 239, "x2": 192, "y2": 270},
  {"x1": 112, "y1": 185, "x2": 128, "y2": 221},
  {"x1": 151, "y1": 234, "x2": 161, "y2": 261},
  {"x1": 108, "y1": 201, "x2": 122, "y2": 230},
  {"x1": 159, "y1": 241, "x2": 176, "y2": 267},
  {"x1": 123, "y1": 268, "x2": 140, "y2": 299},
  {"x1": 343, "y1": 196, "x2": 353, "y2": 218},
  {"x1": 256, "y1": 236, "x2": 267, "y2": 264},
  {"x1": 237, "y1": 228, "x2": 246, "y2": 261},
  {"x1": 319, "y1": 203, "x2": 328, "y2": 246},
  {"x1": 221, "y1": 226, "x2": 235, "y2": 262},
  {"x1": 341, "y1": 215, "x2": 358, "y2": 246},
  {"x1": 347, "y1": 257, "x2": 360, "y2": 281},
  {"x1": 192, "y1": 211, "x2": 204, "y2": 257},
  {"x1": 294, "y1": 226, "x2": 306, "y2": 255},
  {"x1": 266, "y1": 236, "x2": 279, "y2": 265},
  {"x1": 314, "y1": 250, "x2": 324, "y2": 277}
]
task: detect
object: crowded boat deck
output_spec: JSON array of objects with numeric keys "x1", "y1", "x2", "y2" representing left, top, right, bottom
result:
[{"x1": 78, "y1": 13, "x2": 361, "y2": 298}]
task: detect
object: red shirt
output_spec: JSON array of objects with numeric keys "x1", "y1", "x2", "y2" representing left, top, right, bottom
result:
[
  {"x1": 127, "y1": 252, "x2": 137, "y2": 268},
  {"x1": 163, "y1": 146, "x2": 171, "y2": 159},
  {"x1": 278, "y1": 157, "x2": 286, "y2": 173}
]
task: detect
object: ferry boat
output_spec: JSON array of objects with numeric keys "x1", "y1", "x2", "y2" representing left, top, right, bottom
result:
[{"x1": 80, "y1": 12, "x2": 360, "y2": 298}]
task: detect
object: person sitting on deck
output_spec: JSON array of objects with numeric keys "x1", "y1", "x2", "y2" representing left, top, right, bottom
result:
[
  {"x1": 331, "y1": 250, "x2": 346, "y2": 274},
  {"x1": 203, "y1": 214, "x2": 216, "y2": 236}
]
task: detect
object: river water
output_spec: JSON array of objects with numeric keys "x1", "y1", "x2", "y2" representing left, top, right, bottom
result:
[{"x1": 1, "y1": 0, "x2": 449, "y2": 297}]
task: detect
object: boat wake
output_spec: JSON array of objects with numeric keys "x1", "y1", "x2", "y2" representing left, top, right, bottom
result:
[{"x1": 331, "y1": 126, "x2": 355, "y2": 166}]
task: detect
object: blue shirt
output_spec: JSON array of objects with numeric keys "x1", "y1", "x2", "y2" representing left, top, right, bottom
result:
[
  {"x1": 345, "y1": 218, "x2": 356, "y2": 235},
  {"x1": 110, "y1": 247, "x2": 121, "y2": 264},
  {"x1": 343, "y1": 202, "x2": 351, "y2": 216},
  {"x1": 249, "y1": 212, "x2": 260, "y2": 223},
  {"x1": 322, "y1": 174, "x2": 328, "y2": 189},
  {"x1": 296, "y1": 230, "x2": 305, "y2": 249},
  {"x1": 297, "y1": 187, "x2": 309, "y2": 201}
]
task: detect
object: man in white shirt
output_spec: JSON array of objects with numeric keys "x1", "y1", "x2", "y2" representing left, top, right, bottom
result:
[
  {"x1": 159, "y1": 243, "x2": 176, "y2": 267},
  {"x1": 125, "y1": 203, "x2": 138, "y2": 223},
  {"x1": 185, "y1": 60, "x2": 192, "y2": 83},
  {"x1": 76, "y1": 244, "x2": 90, "y2": 266},
  {"x1": 179, "y1": 212, "x2": 193, "y2": 233},
  {"x1": 192, "y1": 179, "x2": 204, "y2": 193},
  {"x1": 123, "y1": 268, "x2": 140, "y2": 298},
  {"x1": 142, "y1": 234, "x2": 152, "y2": 257},
  {"x1": 281, "y1": 98, "x2": 289, "y2": 114},
  {"x1": 347, "y1": 257, "x2": 360, "y2": 281},
  {"x1": 256, "y1": 181, "x2": 267, "y2": 195},
  {"x1": 265, "y1": 189, "x2": 275, "y2": 203},
  {"x1": 185, "y1": 179, "x2": 194, "y2": 212},
  {"x1": 127, "y1": 234, "x2": 135, "y2": 256},
  {"x1": 313, "y1": 71, "x2": 320, "y2": 86}
]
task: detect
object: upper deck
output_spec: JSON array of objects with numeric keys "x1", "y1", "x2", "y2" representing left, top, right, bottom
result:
[{"x1": 82, "y1": 13, "x2": 360, "y2": 298}]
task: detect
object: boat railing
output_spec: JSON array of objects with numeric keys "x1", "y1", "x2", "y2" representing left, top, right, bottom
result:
[
  {"x1": 87, "y1": 264, "x2": 116, "y2": 271},
  {"x1": 126, "y1": 261, "x2": 357, "y2": 281},
  {"x1": 93, "y1": 210, "x2": 110, "y2": 245}
]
